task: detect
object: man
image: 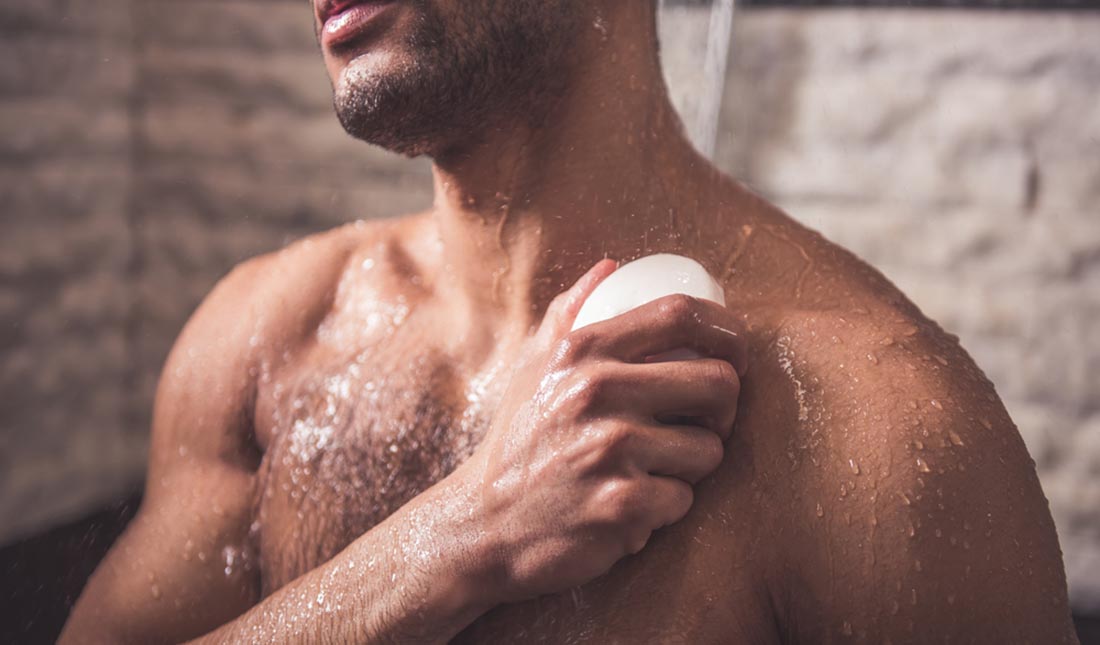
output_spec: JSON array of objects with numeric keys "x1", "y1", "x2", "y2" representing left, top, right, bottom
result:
[{"x1": 63, "y1": 1, "x2": 1077, "y2": 643}]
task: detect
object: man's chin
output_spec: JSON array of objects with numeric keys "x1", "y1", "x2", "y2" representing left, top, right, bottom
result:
[
  {"x1": 334, "y1": 99, "x2": 442, "y2": 160},
  {"x1": 334, "y1": 48, "x2": 402, "y2": 96},
  {"x1": 333, "y1": 53, "x2": 459, "y2": 159}
]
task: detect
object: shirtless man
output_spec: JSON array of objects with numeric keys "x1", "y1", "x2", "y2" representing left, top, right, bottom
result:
[{"x1": 62, "y1": 1, "x2": 1078, "y2": 643}]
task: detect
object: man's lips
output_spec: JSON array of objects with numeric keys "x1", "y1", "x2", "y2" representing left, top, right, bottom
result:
[
  {"x1": 318, "y1": 0, "x2": 395, "y2": 48},
  {"x1": 318, "y1": 0, "x2": 360, "y2": 25}
]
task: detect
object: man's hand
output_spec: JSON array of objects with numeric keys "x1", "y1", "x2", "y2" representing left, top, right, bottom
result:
[{"x1": 457, "y1": 259, "x2": 748, "y2": 600}]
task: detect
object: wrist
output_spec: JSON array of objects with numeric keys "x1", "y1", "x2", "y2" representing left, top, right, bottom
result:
[{"x1": 403, "y1": 462, "x2": 511, "y2": 619}]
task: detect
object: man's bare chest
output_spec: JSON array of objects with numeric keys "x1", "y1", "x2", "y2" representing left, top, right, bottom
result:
[
  {"x1": 244, "y1": 269, "x2": 782, "y2": 639},
  {"x1": 252, "y1": 331, "x2": 505, "y2": 593}
]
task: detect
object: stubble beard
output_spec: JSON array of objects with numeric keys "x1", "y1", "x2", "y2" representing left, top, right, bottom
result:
[{"x1": 332, "y1": 0, "x2": 583, "y2": 159}]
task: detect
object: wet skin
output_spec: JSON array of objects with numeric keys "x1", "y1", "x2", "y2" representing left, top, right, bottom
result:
[
  {"x1": 63, "y1": 197, "x2": 1078, "y2": 644},
  {"x1": 265, "y1": 208, "x2": 1076, "y2": 645},
  {"x1": 62, "y1": 1, "x2": 1078, "y2": 643}
]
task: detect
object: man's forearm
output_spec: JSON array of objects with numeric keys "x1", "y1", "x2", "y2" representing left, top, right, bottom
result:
[{"x1": 189, "y1": 472, "x2": 501, "y2": 645}]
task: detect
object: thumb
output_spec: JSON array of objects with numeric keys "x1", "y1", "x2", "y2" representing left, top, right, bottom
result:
[{"x1": 540, "y1": 258, "x2": 618, "y2": 341}]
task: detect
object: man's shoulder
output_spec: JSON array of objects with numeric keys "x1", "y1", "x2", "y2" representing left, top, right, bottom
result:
[
  {"x1": 748, "y1": 301, "x2": 1072, "y2": 640},
  {"x1": 713, "y1": 201, "x2": 1073, "y2": 638},
  {"x1": 773, "y1": 302, "x2": 984, "y2": 410},
  {"x1": 734, "y1": 199, "x2": 988, "y2": 428},
  {"x1": 206, "y1": 216, "x2": 426, "y2": 335},
  {"x1": 228, "y1": 216, "x2": 415, "y2": 303},
  {"x1": 762, "y1": 295, "x2": 1018, "y2": 486},
  {"x1": 163, "y1": 216, "x2": 425, "y2": 381}
]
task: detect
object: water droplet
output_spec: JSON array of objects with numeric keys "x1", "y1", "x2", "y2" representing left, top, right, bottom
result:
[
  {"x1": 979, "y1": 417, "x2": 993, "y2": 430},
  {"x1": 866, "y1": 352, "x2": 879, "y2": 365},
  {"x1": 929, "y1": 399, "x2": 943, "y2": 411},
  {"x1": 914, "y1": 559, "x2": 922, "y2": 572},
  {"x1": 948, "y1": 430, "x2": 965, "y2": 446},
  {"x1": 816, "y1": 503, "x2": 825, "y2": 518},
  {"x1": 916, "y1": 457, "x2": 931, "y2": 473},
  {"x1": 934, "y1": 355, "x2": 949, "y2": 366},
  {"x1": 150, "y1": 584, "x2": 161, "y2": 600},
  {"x1": 592, "y1": 15, "x2": 609, "y2": 40},
  {"x1": 890, "y1": 599, "x2": 900, "y2": 615},
  {"x1": 848, "y1": 459, "x2": 861, "y2": 475},
  {"x1": 899, "y1": 492, "x2": 912, "y2": 506},
  {"x1": 841, "y1": 620, "x2": 853, "y2": 636}
]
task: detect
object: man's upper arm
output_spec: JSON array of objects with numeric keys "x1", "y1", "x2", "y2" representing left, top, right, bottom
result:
[
  {"x1": 62, "y1": 258, "x2": 272, "y2": 644},
  {"x1": 773, "y1": 313, "x2": 1077, "y2": 643}
]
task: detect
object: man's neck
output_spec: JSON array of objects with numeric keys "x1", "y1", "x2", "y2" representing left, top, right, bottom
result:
[{"x1": 428, "y1": 4, "x2": 731, "y2": 324}]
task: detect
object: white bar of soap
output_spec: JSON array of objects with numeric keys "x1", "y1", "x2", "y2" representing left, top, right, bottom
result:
[{"x1": 571, "y1": 254, "x2": 726, "y2": 344}]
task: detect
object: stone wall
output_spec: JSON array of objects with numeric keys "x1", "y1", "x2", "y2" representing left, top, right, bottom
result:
[{"x1": 1, "y1": 0, "x2": 1097, "y2": 610}]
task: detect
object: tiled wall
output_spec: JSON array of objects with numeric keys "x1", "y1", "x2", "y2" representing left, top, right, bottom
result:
[{"x1": 1, "y1": 0, "x2": 1097, "y2": 610}]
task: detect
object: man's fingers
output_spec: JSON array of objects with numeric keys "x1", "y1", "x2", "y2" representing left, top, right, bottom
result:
[
  {"x1": 624, "y1": 423, "x2": 727, "y2": 485},
  {"x1": 540, "y1": 259, "x2": 618, "y2": 342},
  {"x1": 588, "y1": 294, "x2": 747, "y2": 375},
  {"x1": 643, "y1": 476, "x2": 696, "y2": 529},
  {"x1": 597, "y1": 360, "x2": 740, "y2": 440}
]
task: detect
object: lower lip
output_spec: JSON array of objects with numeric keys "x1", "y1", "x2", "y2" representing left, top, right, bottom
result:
[{"x1": 323, "y1": 1, "x2": 395, "y2": 48}]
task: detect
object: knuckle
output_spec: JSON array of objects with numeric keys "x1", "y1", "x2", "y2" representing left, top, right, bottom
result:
[
  {"x1": 598, "y1": 479, "x2": 640, "y2": 522},
  {"x1": 588, "y1": 420, "x2": 632, "y2": 463},
  {"x1": 572, "y1": 367, "x2": 610, "y2": 410},
  {"x1": 551, "y1": 338, "x2": 577, "y2": 366},
  {"x1": 657, "y1": 293, "x2": 698, "y2": 324},
  {"x1": 600, "y1": 420, "x2": 629, "y2": 446},
  {"x1": 557, "y1": 329, "x2": 597, "y2": 363}
]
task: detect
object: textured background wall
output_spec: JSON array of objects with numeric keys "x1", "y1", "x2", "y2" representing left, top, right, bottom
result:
[
  {"x1": 1, "y1": 0, "x2": 1097, "y2": 612},
  {"x1": 713, "y1": 11, "x2": 1100, "y2": 610}
]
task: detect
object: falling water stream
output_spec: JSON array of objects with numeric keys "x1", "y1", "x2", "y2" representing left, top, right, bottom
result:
[{"x1": 659, "y1": 0, "x2": 737, "y2": 159}]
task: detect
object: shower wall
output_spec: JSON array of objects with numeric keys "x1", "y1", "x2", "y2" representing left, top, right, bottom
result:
[
  {"x1": 1, "y1": 0, "x2": 1097, "y2": 610},
  {"x1": 715, "y1": 11, "x2": 1100, "y2": 610},
  {"x1": 0, "y1": 0, "x2": 433, "y2": 547}
]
